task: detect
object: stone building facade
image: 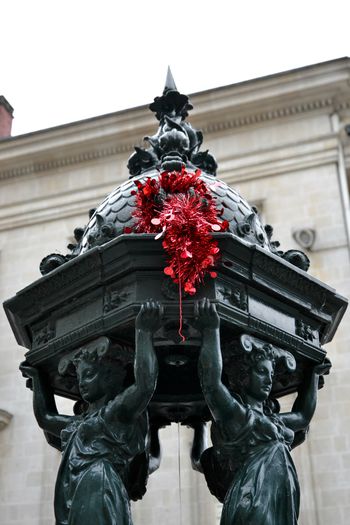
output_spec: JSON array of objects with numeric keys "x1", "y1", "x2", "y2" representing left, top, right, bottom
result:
[{"x1": 1, "y1": 57, "x2": 350, "y2": 524}]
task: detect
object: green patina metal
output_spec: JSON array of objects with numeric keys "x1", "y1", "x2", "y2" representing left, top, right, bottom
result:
[{"x1": 3, "y1": 69, "x2": 347, "y2": 524}]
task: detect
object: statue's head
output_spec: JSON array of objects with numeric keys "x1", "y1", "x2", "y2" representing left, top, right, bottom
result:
[
  {"x1": 225, "y1": 335, "x2": 296, "y2": 403},
  {"x1": 59, "y1": 337, "x2": 132, "y2": 405},
  {"x1": 240, "y1": 344, "x2": 276, "y2": 401}
]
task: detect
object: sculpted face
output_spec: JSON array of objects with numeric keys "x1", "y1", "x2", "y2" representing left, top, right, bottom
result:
[
  {"x1": 77, "y1": 362, "x2": 106, "y2": 403},
  {"x1": 76, "y1": 359, "x2": 126, "y2": 403},
  {"x1": 246, "y1": 359, "x2": 274, "y2": 401}
]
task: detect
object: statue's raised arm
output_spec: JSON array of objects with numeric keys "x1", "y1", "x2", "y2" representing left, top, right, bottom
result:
[
  {"x1": 196, "y1": 298, "x2": 246, "y2": 433},
  {"x1": 279, "y1": 358, "x2": 331, "y2": 433},
  {"x1": 20, "y1": 362, "x2": 72, "y2": 439},
  {"x1": 105, "y1": 299, "x2": 161, "y2": 426}
]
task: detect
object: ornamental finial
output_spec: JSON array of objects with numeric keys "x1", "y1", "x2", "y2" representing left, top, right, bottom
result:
[
  {"x1": 164, "y1": 66, "x2": 177, "y2": 93},
  {"x1": 149, "y1": 67, "x2": 193, "y2": 122},
  {"x1": 126, "y1": 68, "x2": 217, "y2": 177}
]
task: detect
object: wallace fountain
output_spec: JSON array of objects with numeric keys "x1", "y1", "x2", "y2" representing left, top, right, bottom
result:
[{"x1": 3, "y1": 70, "x2": 347, "y2": 524}]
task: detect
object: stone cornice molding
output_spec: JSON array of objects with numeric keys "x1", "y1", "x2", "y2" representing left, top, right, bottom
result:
[
  {"x1": 0, "y1": 96, "x2": 346, "y2": 183},
  {"x1": 200, "y1": 97, "x2": 334, "y2": 135},
  {"x1": 0, "y1": 105, "x2": 154, "y2": 180},
  {"x1": 190, "y1": 57, "x2": 350, "y2": 116},
  {"x1": 0, "y1": 141, "x2": 137, "y2": 181},
  {"x1": 0, "y1": 59, "x2": 349, "y2": 182},
  {"x1": 0, "y1": 134, "x2": 340, "y2": 232}
]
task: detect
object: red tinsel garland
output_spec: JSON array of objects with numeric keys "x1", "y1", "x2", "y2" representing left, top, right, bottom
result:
[{"x1": 125, "y1": 168, "x2": 229, "y2": 339}]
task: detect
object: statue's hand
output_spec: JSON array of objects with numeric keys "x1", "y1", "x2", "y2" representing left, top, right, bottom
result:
[
  {"x1": 313, "y1": 357, "x2": 332, "y2": 376},
  {"x1": 19, "y1": 361, "x2": 40, "y2": 389},
  {"x1": 194, "y1": 298, "x2": 220, "y2": 331},
  {"x1": 19, "y1": 361, "x2": 39, "y2": 379},
  {"x1": 136, "y1": 300, "x2": 163, "y2": 333}
]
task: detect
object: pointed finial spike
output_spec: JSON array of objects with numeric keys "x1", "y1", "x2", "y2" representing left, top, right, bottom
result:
[{"x1": 164, "y1": 66, "x2": 177, "y2": 93}]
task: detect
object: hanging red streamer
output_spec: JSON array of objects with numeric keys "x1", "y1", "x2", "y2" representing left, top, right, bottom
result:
[{"x1": 125, "y1": 168, "x2": 229, "y2": 339}]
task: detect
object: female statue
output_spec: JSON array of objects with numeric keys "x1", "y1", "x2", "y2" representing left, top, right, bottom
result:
[
  {"x1": 20, "y1": 300, "x2": 162, "y2": 525},
  {"x1": 195, "y1": 298, "x2": 330, "y2": 525}
]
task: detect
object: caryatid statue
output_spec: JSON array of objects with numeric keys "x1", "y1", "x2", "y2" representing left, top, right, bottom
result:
[
  {"x1": 191, "y1": 298, "x2": 331, "y2": 525},
  {"x1": 21, "y1": 301, "x2": 162, "y2": 525}
]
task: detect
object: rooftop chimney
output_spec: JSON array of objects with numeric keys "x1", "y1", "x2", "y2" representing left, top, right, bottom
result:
[{"x1": 0, "y1": 96, "x2": 14, "y2": 138}]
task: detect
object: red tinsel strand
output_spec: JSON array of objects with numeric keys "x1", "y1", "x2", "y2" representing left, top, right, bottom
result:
[
  {"x1": 160, "y1": 193, "x2": 222, "y2": 293},
  {"x1": 132, "y1": 177, "x2": 163, "y2": 233},
  {"x1": 177, "y1": 255, "x2": 186, "y2": 343},
  {"x1": 129, "y1": 169, "x2": 229, "y2": 335}
]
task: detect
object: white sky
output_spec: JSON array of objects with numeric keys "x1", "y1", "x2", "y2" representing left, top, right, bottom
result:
[{"x1": 1, "y1": 0, "x2": 350, "y2": 136}]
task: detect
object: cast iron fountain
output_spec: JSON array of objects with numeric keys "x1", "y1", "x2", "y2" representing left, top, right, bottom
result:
[{"x1": 3, "y1": 69, "x2": 347, "y2": 524}]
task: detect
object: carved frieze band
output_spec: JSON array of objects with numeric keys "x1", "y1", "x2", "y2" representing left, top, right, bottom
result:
[
  {"x1": 201, "y1": 97, "x2": 336, "y2": 134},
  {"x1": 295, "y1": 319, "x2": 316, "y2": 342},
  {"x1": 28, "y1": 319, "x2": 105, "y2": 363},
  {"x1": 248, "y1": 317, "x2": 323, "y2": 359},
  {"x1": 18, "y1": 254, "x2": 99, "y2": 311},
  {"x1": 161, "y1": 279, "x2": 188, "y2": 300},
  {"x1": 218, "y1": 285, "x2": 247, "y2": 311},
  {"x1": 253, "y1": 251, "x2": 326, "y2": 307},
  {"x1": 104, "y1": 287, "x2": 131, "y2": 312},
  {"x1": 0, "y1": 142, "x2": 136, "y2": 181},
  {"x1": 33, "y1": 325, "x2": 55, "y2": 347}
]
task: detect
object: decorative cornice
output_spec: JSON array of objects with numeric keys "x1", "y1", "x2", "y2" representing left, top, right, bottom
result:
[
  {"x1": 0, "y1": 58, "x2": 350, "y2": 185},
  {"x1": 201, "y1": 98, "x2": 334, "y2": 135},
  {"x1": 335, "y1": 99, "x2": 350, "y2": 111},
  {"x1": 0, "y1": 97, "x2": 336, "y2": 181},
  {"x1": 0, "y1": 141, "x2": 137, "y2": 181},
  {"x1": 0, "y1": 135, "x2": 340, "y2": 232}
]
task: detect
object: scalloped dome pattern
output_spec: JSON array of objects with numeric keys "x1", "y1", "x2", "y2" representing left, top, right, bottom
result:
[{"x1": 79, "y1": 171, "x2": 271, "y2": 254}]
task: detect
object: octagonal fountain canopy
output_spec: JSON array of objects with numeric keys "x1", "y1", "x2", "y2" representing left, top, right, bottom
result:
[
  {"x1": 40, "y1": 67, "x2": 309, "y2": 274},
  {"x1": 4, "y1": 68, "x2": 347, "y2": 428}
]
